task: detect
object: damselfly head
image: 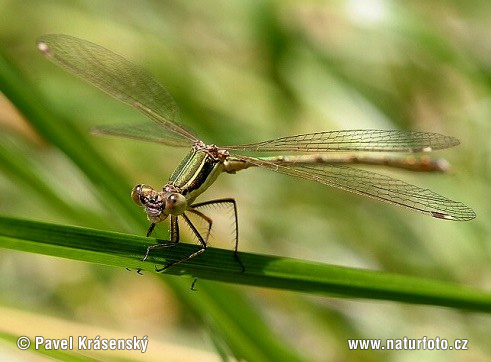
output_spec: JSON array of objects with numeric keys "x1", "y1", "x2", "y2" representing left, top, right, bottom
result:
[{"x1": 131, "y1": 184, "x2": 167, "y2": 222}]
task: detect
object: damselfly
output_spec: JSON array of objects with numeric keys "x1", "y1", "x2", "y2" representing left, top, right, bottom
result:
[{"x1": 37, "y1": 34, "x2": 475, "y2": 271}]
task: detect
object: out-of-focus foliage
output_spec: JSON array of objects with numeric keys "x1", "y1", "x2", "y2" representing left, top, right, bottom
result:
[{"x1": 0, "y1": 0, "x2": 489, "y2": 360}]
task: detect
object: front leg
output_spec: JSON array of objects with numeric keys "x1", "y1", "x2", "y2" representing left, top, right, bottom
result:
[
  {"x1": 146, "y1": 223, "x2": 156, "y2": 237},
  {"x1": 143, "y1": 215, "x2": 180, "y2": 262},
  {"x1": 155, "y1": 213, "x2": 207, "y2": 272}
]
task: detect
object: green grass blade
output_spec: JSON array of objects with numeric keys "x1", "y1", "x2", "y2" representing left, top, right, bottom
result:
[{"x1": 0, "y1": 215, "x2": 489, "y2": 313}]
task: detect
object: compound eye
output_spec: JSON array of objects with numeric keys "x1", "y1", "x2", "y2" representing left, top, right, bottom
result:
[
  {"x1": 131, "y1": 184, "x2": 155, "y2": 206},
  {"x1": 131, "y1": 185, "x2": 143, "y2": 205},
  {"x1": 166, "y1": 193, "x2": 187, "y2": 215}
]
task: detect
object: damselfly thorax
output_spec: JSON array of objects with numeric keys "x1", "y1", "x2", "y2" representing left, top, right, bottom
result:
[
  {"x1": 37, "y1": 34, "x2": 476, "y2": 272},
  {"x1": 128, "y1": 141, "x2": 247, "y2": 270},
  {"x1": 132, "y1": 142, "x2": 227, "y2": 220}
]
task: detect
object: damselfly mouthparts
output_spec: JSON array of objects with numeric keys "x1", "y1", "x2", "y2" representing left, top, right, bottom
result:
[{"x1": 37, "y1": 34, "x2": 476, "y2": 271}]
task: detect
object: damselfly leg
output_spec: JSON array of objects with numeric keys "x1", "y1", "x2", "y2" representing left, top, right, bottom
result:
[
  {"x1": 144, "y1": 199, "x2": 244, "y2": 272},
  {"x1": 143, "y1": 215, "x2": 180, "y2": 262},
  {"x1": 191, "y1": 198, "x2": 244, "y2": 272}
]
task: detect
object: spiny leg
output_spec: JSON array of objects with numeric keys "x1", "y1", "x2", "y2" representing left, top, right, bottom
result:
[
  {"x1": 155, "y1": 213, "x2": 207, "y2": 272},
  {"x1": 126, "y1": 222, "x2": 156, "y2": 273},
  {"x1": 128, "y1": 222, "x2": 158, "y2": 274},
  {"x1": 183, "y1": 209, "x2": 211, "y2": 290},
  {"x1": 143, "y1": 215, "x2": 180, "y2": 262},
  {"x1": 187, "y1": 208, "x2": 213, "y2": 244},
  {"x1": 191, "y1": 198, "x2": 244, "y2": 272}
]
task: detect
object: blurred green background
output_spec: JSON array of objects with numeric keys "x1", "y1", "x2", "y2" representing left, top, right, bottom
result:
[{"x1": 0, "y1": 0, "x2": 490, "y2": 360}]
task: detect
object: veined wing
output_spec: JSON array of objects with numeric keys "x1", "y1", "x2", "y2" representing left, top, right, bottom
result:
[
  {"x1": 37, "y1": 34, "x2": 197, "y2": 143},
  {"x1": 224, "y1": 130, "x2": 459, "y2": 153},
  {"x1": 235, "y1": 155, "x2": 476, "y2": 221},
  {"x1": 91, "y1": 121, "x2": 193, "y2": 147}
]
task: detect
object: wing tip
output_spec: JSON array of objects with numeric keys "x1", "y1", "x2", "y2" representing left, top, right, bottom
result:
[
  {"x1": 431, "y1": 211, "x2": 455, "y2": 220},
  {"x1": 36, "y1": 40, "x2": 52, "y2": 57},
  {"x1": 431, "y1": 209, "x2": 476, "y2": 221},
  {"x1": 410, "y1": 134, "x2": 460, "y2": 153}
]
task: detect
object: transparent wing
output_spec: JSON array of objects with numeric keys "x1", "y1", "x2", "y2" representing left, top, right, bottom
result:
[
  {"x1": 37, "y1": 34, "x2": 197, "y2": 143},
  {"x1": 224, "y1": 130, "x2": 459, "y2": 153},
  {"x1": 235, "y1": 155, "x2": 475, "y2": 221},
  {"x1": 91, "y1": 121, "x2": 193, "y2": 147}
]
